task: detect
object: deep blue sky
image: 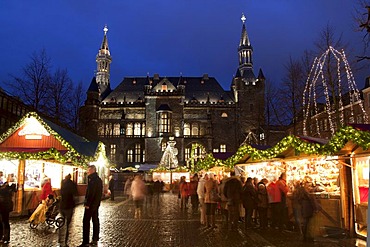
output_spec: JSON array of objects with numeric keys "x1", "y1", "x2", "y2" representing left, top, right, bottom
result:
[{"x1": 0, "y1": 1, "x2": 368, "y2": 92}]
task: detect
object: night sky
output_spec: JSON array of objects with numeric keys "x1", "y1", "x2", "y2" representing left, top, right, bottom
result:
[{"x1": 0, "y1": 1, "x2": 368, "y2": 93}]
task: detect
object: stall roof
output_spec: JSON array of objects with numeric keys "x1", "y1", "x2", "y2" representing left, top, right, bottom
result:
[
  {"x1": 41, "y1": 117, "x2": 99, "y2": 157},
  {"x1": 0, "y1": 112, "x2": 106, "y2": 166}
]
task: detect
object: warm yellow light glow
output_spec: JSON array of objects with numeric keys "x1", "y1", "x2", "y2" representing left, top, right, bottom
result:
[{"x1": 18, "y1": 116, "x2": 50, "y2": 139}]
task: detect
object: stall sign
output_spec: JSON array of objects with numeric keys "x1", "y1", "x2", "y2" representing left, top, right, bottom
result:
[{"x1": 18, "y1": 116, "x2": 50, "y2": 140}]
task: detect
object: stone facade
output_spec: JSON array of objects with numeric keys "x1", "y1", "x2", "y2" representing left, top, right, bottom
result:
[{"x1": 79, "y1": 16, "x2": 266, "y2": 168}]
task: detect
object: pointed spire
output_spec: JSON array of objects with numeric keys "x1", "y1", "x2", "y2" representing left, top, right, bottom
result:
[
  {"x1": 96, "y1": 24, "x2": 112, "y2": 96},
  {"x1": 239, "y1": 13, "x2": 250, "y2": 47},
  {"x1": 238, "y1": 13, "x2": 253, "y2": 72},
  {"x1": 87, "y1": 77, "x2": 99, "y2": 92},
  {"x1": 100, "y1": 25, "x2": 110, "y2": 55},
  {"x1": 258, "y1": 68, "x2": 265, "y2": 80}
]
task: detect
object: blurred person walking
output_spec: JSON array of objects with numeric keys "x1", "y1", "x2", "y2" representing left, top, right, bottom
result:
[
  {"x1": 197, "y1": 173, "x2": 208, "y2": 225},
  {"x1": 131, "y1": 174, "x2": 147, "y2": 219},
  {"x1": 241, "y1": 177, "x2": 257, "y2": 229},
  {"x1": 58, "y1": 174, "x2": 77, "y2": 247},
  {"x1": 204, "y1": 174, "x2": 219, "y2": 228}
]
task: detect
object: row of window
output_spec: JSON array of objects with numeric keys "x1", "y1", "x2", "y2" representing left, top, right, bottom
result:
[
  {"x1": 109, "y1": 143, "x2": 227, "y2": 163},
  {"x1": 99, "y1": 121, "x2": 208, "y2": 137},
  {"x1": 0, "y1": 95, "x2": 28, "y2": 117}
]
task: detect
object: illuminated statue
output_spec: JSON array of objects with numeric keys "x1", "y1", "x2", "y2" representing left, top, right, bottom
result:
[{"x1": 159, "y1": 137, "x2": 178, "y2": 169}]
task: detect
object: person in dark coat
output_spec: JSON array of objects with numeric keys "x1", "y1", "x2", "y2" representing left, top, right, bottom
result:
[
  {"x1": 78, "y1": 165, "x2": 103, "y2": 247},
  {"x1": 297, "y1": 183, "x2": 317, "y2": 242},
  {"x1": 256, "y1": 178, "x2": 269, "y2": 229},
  {"x1": 0, "y1": 174, "x2": 17, "y2": 244},
  {"x1": 223, "y1": 172, "x2": 243, "y2": 230},
  {"x1": 241, "y1": 177, "x2": 257, "y2": 229},
  {"x1": 108, "y1": 175, "x2": 115, "y2": 201},
  {"x1": 58, "y1": 173, "x2": 78, "y2": 247}
]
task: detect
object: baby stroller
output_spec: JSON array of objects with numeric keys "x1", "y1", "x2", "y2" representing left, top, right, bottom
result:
[{"x1": 29, "y1": 194, "x2": 65, "y2": 229}]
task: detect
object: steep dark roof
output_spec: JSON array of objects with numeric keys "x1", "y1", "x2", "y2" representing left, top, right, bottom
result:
[
  {"x1": 41, "y1": 117, "x2": 99, "y2": 157},
  {"x1": 87, "y1": 77, "x2": 99, "y2": 92},
  {"x1": 103, "y1": 76, "x2": 235, "y2": 103}
]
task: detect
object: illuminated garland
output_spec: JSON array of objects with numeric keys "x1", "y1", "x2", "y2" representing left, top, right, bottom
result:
[
  {"x1": 0, "y1": 112, "x2": 107, "y2": 167},
  {"x1": 194, "y1": 125, "x2": 370, "y2": 170},
  {"x1": 151, "y1": 166, "x2": 190, "y2": 173}
]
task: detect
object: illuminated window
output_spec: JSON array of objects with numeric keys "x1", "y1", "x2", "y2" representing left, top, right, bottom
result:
[
  {"x1": 220, "y1": 144, "x2": 226, "y2": 152},
  {"x1": 126, "y1": 123, "x2": 133, "y2": 136},
  {"x1": 141, "y1": 123, "x2": 146, "y2": 136},
  {"x1": 259, "y1": 133, "x2": 265, "y2": 140},
  {"x1": 213, "y1": 149, "x2": 219, "y2": 153},
  {"x1": 221, "y1": 112, "x2": 228, "y2": 118},
  {"x1": 105, "y1": 123, "x2": 112, "y2": 136},
  {"x1": 127, "y1": 149, "x2": 133, "y2": 162},
  {"x1": 135, "y1": 144, "x2": 141, "y2": 162},
  {"x1": 110, "y1": 144, "x2": 116, "y2": 161},
  {"x1": 142, "y1": 149, "x2": 145, "y2": 163},
  {"x1": 113, "y1": 124, "x2": 120, "y2": 136},
  {"x1": 120, "y1": 125, "x2": 125, "y2": 135},
  {"x1": 162, "y1": 84, "x2": 167, "y2": 91},
  {"x1": 185, "y1": 148, "x2": 191, "y2": 160},
  {"x1": 134, "y1": 123, "x2": 141, "y2": 136},
  {"x1": 158, "y1": 112, "x2": 171, "y2": 134},
  {"x1": 184, "y1": 123, "x2": 190, "y2": 136}
]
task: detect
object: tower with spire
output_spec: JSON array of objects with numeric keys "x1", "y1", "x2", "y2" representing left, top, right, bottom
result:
[
  {"x1": 96, "y1": 25, "x2": 112, "y2": 98},
  {"x1": 232, "y1": 13, "x2": 265, "y2": 145}
]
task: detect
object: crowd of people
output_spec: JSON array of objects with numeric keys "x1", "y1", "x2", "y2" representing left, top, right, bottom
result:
[
  {"x1": 175, "y1": 171, "x2": 318, "y2": 242},
  {"x1": 0, "y1": 167, "x2": 320, "y2": 246}
]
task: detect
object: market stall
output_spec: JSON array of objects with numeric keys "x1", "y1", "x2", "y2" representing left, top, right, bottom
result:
[
  {"x1": 0, "y1": 112, "x2": 110, "y2": 215},
  {"x1": 235, "y1": 147, "x2": 345, "y2": 237}
]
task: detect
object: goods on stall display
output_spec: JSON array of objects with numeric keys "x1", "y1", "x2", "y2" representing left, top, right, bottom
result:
[
  {"x1": 238, "y1": 161, "x2": 285, "y2": 181},
  {"x1": 285, "y1": 157, "x2": 340, "y2": 195}
]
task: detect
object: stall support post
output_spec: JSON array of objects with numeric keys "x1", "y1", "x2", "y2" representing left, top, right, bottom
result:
[{"x1": 16, "y1": 159, "x2": 25, "y2": 213}]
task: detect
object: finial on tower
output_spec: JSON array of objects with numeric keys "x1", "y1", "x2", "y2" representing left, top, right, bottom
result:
[
  {"x1": 241, "y1": 13, "x2": 246, "y2": 23},
  {"x1": 103, "y1": 25, "x2": 108, "y2": 35}
]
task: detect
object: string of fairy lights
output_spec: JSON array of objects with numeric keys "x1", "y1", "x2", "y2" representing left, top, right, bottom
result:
[
  {"x1": 0, "y1": 112, "x2": 107, "y2": 167},
  {"x1": 192, "y1": 125, "x2": 370, "y2": 172},
  {"x1": 303, "y1": 46, "x2": 368, "y2": 137}
]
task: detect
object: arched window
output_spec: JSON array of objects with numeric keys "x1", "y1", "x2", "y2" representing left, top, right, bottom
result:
[
  {"x1": 134, "y1": 123, "x2": 141, "y2": 136},
  {"x1": 141, "y1": 123, "x2": 146, "y2": 136},
  {"x1": 191, "y1": 124, "x2": 199, "y2": 136},
  {"x1": 184, "y1": 123, "x2": 190, "y2": 136},
  {"x1": 113, "y1": 123, "x2": 120, "y2": 136},
  {"x1": 126, "y1": 123, "x2": 133, "y2": 136}
]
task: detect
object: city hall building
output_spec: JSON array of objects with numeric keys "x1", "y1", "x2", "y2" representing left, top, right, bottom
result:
[{"x1": 79, "y1": 16, "x2": 266, "y2": 168}]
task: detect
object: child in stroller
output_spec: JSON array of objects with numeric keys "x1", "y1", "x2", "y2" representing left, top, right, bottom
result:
[{"x1": 29, "y1": 194, "x2": 65, "y2": 229}]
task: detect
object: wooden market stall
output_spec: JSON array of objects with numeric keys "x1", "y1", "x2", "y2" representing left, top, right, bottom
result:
[
  {"x1": 0, "y1": 112, "x2": 110, "y2": 215},
  {"x1": 235, "y1": 136, "x2": 348, "y2": 238}
]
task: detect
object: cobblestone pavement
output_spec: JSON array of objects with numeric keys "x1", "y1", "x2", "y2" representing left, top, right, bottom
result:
[{"x1": 4, "y1": 193, "x2": 366, "y2": 247}]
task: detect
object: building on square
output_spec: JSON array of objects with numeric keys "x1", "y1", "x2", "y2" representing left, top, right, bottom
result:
[{"x1": 79, "y1": 15, "x2": 266, "y2": 168}]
